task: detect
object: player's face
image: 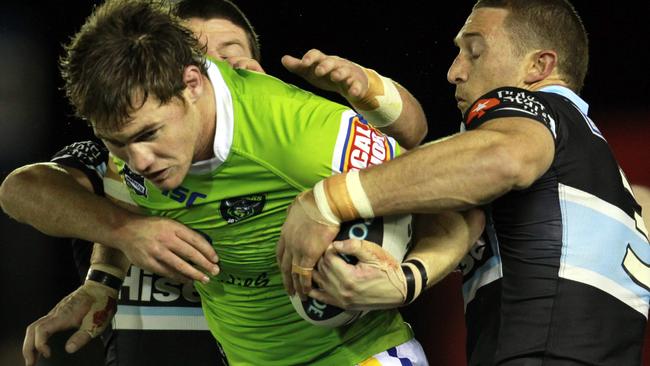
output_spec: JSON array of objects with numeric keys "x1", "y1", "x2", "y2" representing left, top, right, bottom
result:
[
  {"x1": 95, "y1": 89, "x2": 209, "y2": 190},
  {"x1": 447, "y1": 8, "x2": 528, "y2": 114},
  {"x1": 184, "y1": 17, "x2": 253, "y2": 60}
]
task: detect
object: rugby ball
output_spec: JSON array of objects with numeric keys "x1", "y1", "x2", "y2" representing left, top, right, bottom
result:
[{"x1": 290, "y1": 214, "x2": 412, "y2": 327}]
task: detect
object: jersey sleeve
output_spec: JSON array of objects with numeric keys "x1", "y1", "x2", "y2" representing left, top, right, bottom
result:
[
  {"x1": 330, "y1": 111, "x2": 401, "y2": 174},
  {"x1": 288, "y1": 107, "x2": 402, "y2": 188},
  {"x1": 462, "y1": 87, "x2": 558, "y2": 140},
  {"x1": 50, "y1": 141, "x2": 109, "y2": 195},
  {"x1": 227, "y1": 65, "x2": 402, "y2": 191}
]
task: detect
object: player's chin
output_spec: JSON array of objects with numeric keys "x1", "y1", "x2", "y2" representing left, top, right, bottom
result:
[
  {"x1": 150, "y1": 168, "x2": 183, "y2": 190},
  {"x1": 457, "y1": 100, "x2": 468, "y2": 114}
]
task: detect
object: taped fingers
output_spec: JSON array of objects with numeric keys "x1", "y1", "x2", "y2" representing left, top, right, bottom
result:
[
  {"x1": 291, "y1": 263, "x2": 314, "y2": 277},
  {"x1": 296, "y1": 257, "x2": 317, "y2": 295},
  {"x1": 292, "y1": 262, "x2": 313, "y2": 300}
]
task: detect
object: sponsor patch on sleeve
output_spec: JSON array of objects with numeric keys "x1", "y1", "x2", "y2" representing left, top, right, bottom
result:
[
  {"x1": 51, "y1": 141, "x2": 108, "y2": 171},
  {"x1": 463, "y1": 87, "x2": 557, "y2": 138},
  {"x1": 331, "y1": 111, "x2": 398, "y2": 173},
  {"x1": 51, "y1": 141, "x2": 109, "y2": 194},
  {"x1": 120, "y1": 164, "x2": 148, "y2": 198}
]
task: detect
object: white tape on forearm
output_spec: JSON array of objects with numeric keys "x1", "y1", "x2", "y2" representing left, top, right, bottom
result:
[
  {"x1": 345, "y1": 170, "x2": 375, "y2": 218},
  {"x1": 313, "y1": 181, "x2": 341, "y2": 225},
  {"x1": 357, "y1": 71, "x2": 403, "y2": 127}
]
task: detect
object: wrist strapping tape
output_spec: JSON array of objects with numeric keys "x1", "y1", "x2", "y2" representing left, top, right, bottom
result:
[
  {"x1": 353, "y1": 68, "x2": 403, "y2": 127},
  {"x1": 313, "y1": 171, "x2": 375, "y2": 225},
  {"x1": 400, "y1": 258, "x2": 429, "y2": 304}
]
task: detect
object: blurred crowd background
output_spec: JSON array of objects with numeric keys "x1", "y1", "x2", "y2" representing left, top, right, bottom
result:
[{"x1": 0, "y1": 1, "x2": 648, "y2": 364}]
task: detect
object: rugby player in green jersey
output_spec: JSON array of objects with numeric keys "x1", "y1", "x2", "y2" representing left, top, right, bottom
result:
[{"x1": 1, "y1": 0, "x2": 484, "y2": 364}]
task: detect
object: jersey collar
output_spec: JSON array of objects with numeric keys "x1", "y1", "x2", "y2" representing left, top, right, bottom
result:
[
  {"x1": 189, "y1": 59, "x2": 234, "y2": 174},
  {"x1": 539, "y1": 85, "x2": 589, "y2": 115}
]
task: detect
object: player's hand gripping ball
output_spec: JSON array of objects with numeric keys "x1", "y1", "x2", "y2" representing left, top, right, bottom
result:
[{"x1": 290, "y1": 214, "x2": 412, "y2": 327}]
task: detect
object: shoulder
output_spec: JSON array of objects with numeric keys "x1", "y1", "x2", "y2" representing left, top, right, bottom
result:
[
  {"x1": 211, "y1": 59, "x2": 345, "y2": 112},
  {"x1": 51, "y1": 140, "x2": 108, "y2": 166},
  {"x1": 463, "y1": 87, "x2": 559, "y2": 138}
]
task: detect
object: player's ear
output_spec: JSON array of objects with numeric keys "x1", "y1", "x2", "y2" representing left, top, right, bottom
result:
[
  {"x1": 523, "y1": 49, "x2": 557, "y2": 84},
  {"x1": 182, "y1": 65, "x2": 205, "y2": 103}
]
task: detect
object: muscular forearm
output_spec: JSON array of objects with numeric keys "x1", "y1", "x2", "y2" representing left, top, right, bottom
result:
[
  {"x1": 361, "y1": 119, "x2": 553, "y2": 216},
  {"x1": 0, "y1": 163, "x2": 138, "y2": 248},
  {"x1": 361, "y1": 130, "x2": 511, "y2": 215},
  {"x1": 407, "y1": 210, "x2": 485, "y2": 288}
]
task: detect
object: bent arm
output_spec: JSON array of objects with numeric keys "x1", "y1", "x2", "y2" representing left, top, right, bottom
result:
[
  {"x1": 309, "y1": 209, "x2": 485, "y2": 309},
  {"x1": 407, "y1": 209, "x2": 485, "y2": 289},
  {"x1": 0, "y1": 160, "x2": 219, "y2": 283},
  {"x1": 363, "y1": 117, "x2": 555, "y2": 215},
  {"x1": 372, "y1": 83, "x2": 427, "y2": 148},
  {"x1": 0, "y1": 163, "x2": 140, "y2": 247},
  {"x1": 281, "y1": 49, "x2": 427, "y2": 148}
]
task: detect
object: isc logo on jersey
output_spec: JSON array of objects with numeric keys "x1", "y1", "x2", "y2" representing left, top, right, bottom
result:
[
  {"x1": 120, "y1": 266, "x2": 201, "y2": 305},
  {"x1": 333, "y1": 113, "x2": 397, "y2": 173}
]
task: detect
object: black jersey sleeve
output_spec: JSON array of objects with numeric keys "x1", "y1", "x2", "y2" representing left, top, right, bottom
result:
[
  {"x1": 462, "y1": 87, "x2": 558, "y2": 140},
  {"x1": 51, "y1": 141, "x2": 109, "y2": 195}
]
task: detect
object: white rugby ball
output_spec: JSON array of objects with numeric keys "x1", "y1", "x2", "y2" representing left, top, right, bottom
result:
[{"x1": 290, "y1": 214, "x2": 412, "y2": 327}]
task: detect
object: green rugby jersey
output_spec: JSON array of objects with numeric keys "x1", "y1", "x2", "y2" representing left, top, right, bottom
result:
[{"x1": 111, "y1": 60, "x2": 413, "y2": 365}]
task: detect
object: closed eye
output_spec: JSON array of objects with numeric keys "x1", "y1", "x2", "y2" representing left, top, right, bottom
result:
[{"x1": 136, "y1": 129, "x2": 158, "y2": 142}]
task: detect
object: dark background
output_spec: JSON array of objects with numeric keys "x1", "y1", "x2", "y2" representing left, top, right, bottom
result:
[{"x1": 0, "y1": 1, "x2": 648, "y2": 365}]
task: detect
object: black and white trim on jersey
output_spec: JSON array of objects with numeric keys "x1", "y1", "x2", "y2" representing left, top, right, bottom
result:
[
  {"x1": 463, "y1": 86, "x2": 557, "y2": 138},
  {"x1": 51, "y1": 140, "x2": 108, "y2": 195}
]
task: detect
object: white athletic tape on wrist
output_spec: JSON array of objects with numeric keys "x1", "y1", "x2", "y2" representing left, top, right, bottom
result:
[
  {"x1": 314, "y1": 172, "x2": 376, "y2": 224},
  {"x1": 313, "y1": 180, "x2": 342, "y2": 225},
  {"x1": 356, "y1": 69, "x2": 403, "y2": 127},
  {"x1": 345, "y1": 170, "x2": 375, "y2": 219}
]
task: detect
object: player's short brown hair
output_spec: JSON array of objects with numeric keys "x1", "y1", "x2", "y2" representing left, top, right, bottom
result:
[
  {"x1": 60, "y1": 0, "x2": 207, "y2": 131},
  {"x1": 474, "y1": 0, "x2": 589, "y2": 92}
]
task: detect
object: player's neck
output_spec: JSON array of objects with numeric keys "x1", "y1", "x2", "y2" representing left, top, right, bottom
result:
[
  {"x1": 528, "y1": 77, "x2": 569, "y2": 92},
  {"x1": 194, "y1": 75, "x2": 217, "y2": 161}
]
